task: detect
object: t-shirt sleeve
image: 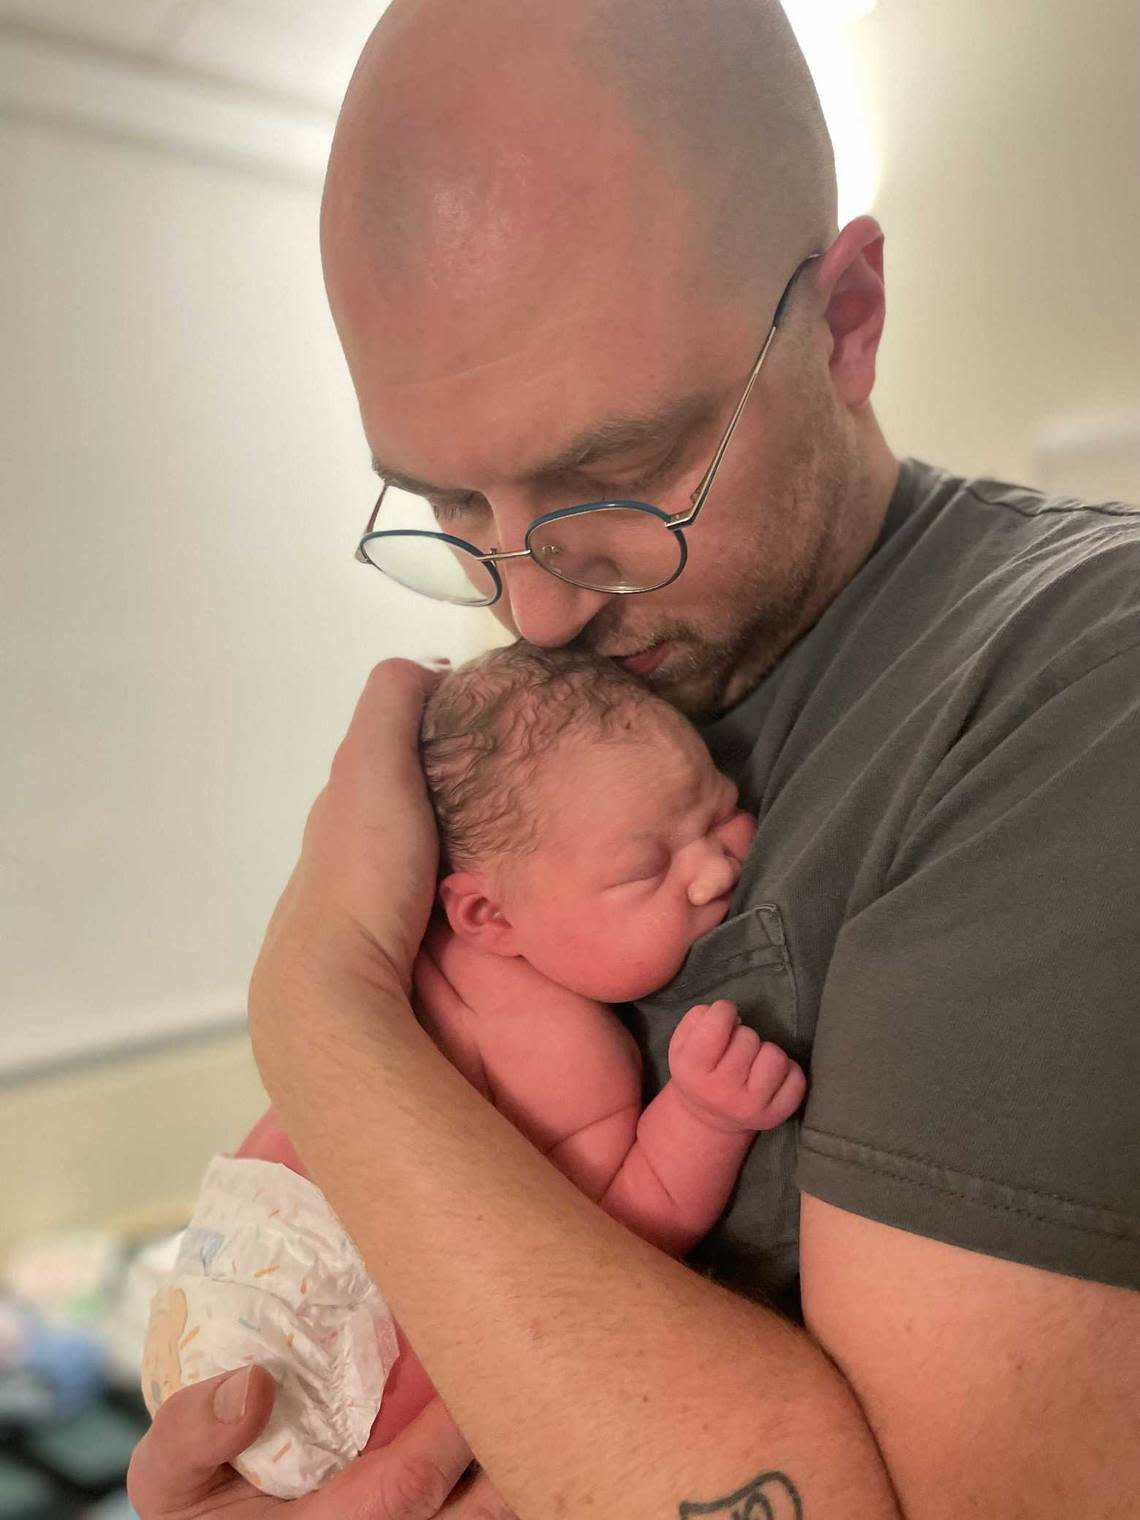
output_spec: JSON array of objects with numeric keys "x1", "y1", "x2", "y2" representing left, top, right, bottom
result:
[{"x1": 797, "y1": 640, "x2": 1140, "y2": 1289}]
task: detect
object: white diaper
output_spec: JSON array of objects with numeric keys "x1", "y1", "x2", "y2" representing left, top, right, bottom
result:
[{"x1": 142, "y1": 1156, "x2": 399, "y2": 1499}]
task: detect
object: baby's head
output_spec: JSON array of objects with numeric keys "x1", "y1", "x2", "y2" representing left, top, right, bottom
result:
[{"x1": 421, "y1": 644, "x2": 756, "y2": 1001}]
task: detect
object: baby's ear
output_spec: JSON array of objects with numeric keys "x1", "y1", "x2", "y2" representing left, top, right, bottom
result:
[{"x1": 438, "y1": 871, "x2": 520, "y2": 956}]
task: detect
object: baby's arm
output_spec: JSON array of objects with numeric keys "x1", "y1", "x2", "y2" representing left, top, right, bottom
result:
[
  {"x1": 552, "y1": 1001, "x2": 804, "y2": 1257},
  {"x1": 416, "y1": 925, "x2": 805, "y2": 1259}
]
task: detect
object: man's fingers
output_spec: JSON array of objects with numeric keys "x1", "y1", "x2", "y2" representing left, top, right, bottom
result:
[
  {"x1": 438, "y1": 1465, "x2": 520, "y2": 1519},
  {"x1": 337, "y1": 659, "x2": 443, "y2": 787},
  {"x1": 314, "y1": 1395, "x2": 475, "y2": 1520},
  {"x1": 127, "y1": 1365, "x2": 275, "y2": 1514}
]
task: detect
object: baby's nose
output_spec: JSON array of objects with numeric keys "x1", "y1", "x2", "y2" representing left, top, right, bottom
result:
[{"x1": 687, "y1": 848, "x2": 741, "y2": 907}]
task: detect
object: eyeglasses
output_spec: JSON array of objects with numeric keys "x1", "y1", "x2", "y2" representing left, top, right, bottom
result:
[{"x1": 355, "y1": 253, "x2": 821, "y2": 606}]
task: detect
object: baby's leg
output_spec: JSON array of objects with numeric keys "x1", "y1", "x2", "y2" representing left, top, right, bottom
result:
[{"x1": 363, "y1": 1323, "x2": 439, "y2": 1448}]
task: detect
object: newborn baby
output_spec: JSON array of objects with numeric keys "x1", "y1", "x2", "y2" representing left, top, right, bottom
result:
[{"x1": 143, "y1": 644, "x2": 805, "y2": 1496}]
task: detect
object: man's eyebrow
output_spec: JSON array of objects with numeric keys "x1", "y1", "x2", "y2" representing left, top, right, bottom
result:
[{"x1": 371, "y1": 391, "x2": 717, "y2": 497}]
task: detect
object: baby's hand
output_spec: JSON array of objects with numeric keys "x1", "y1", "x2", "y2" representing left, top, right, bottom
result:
[{"x1": 668, "y1": 1000, "x2": 806, "y2": 1133}]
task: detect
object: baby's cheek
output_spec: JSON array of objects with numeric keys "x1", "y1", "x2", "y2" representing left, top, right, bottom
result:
[
  {"x1": 588, "y1": 903, "x2": 694, "y2": 1001},
  {"x1": 726, "y1": 809, "x2": 758, "y2": 859}
]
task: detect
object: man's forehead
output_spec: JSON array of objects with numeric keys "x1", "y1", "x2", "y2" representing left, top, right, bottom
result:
[
  {"x1": 348, "y1": 271, "x2": 747, "y2": 496},
  {"x1": 370, "y1": 389, "x2": 722, "y2": 498}
]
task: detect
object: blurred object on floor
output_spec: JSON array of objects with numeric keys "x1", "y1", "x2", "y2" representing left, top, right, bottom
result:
[
  {"x1": 0, "y1": 1300, "x2": 107, "y2": 1423},
  {"x1": 83, "y1": 1490, "x2": 138, "y2": 1519},
  {"x1": 100, "y1": 1234, "x2": 184, "y2": 1393},
  {"x1": 0, "y1": 1450, "x2": 62, "y2": 1520},
  {"x1": 4, "y1": 1234, "x2": 123, "y2": 1330},
  {"x1": 0, "y1": 1225, "x2": 183, "y2": 1516}
]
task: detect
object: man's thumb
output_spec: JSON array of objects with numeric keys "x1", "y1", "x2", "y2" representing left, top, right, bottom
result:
[
  {"x1": 211, "y1": 1365, "x2": 264, "y2": 1425},
  {"x1": 128, "y1": 1366, "x2": 276, "y2": 1511}
]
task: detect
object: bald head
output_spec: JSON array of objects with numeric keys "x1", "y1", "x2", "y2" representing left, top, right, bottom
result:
[
  {"x1": 320, "y1": 0, "x2": 890, "y2": 721},
  {"x1": 322, "y1": 0, "x2": 836, "y2": 379},
  {"x1": 574, "y1": 0, "x2": 837, "y2": 289}
]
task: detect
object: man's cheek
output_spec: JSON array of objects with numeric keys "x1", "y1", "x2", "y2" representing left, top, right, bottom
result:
[{"x1": 491, "y1": 599, "x2": 519, "y2": 636}]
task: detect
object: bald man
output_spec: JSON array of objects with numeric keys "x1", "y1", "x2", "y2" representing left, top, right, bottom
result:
[{"x1": 128, "y1": 2, "x2": 1139, "y2": 1517}]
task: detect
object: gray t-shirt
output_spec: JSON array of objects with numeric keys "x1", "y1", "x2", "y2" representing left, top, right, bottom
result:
[{"x1": 628, "y1": 457, "x2": 1140, "y2": 1316}]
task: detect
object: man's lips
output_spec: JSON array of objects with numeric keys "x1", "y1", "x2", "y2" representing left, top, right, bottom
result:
[{"x1": 613, "y1": 642, "x2": 671, "y2": 676}]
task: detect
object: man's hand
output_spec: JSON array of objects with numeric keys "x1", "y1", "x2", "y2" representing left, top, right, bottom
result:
[
  {"x1": 252, "y1": 659, "x2": 442, "y2": 1009},
  {"x1": 249, "y1": 660, "x2": 444, "y2": 1147},
  {"x1": 127, "y1": 1367, "x2": 517, "y2": 1519}
]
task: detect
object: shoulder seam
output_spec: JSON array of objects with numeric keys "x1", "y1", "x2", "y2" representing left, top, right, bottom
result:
[{"x1": 960, "y1": 481, "x2": 1140, "y2": 522}]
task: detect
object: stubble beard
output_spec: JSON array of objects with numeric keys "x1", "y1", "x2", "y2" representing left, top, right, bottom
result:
[
  {"x1": 635, "y1": 527, "x2": 826, "y2": 722},
  {"x1": 592, "y1": 411, "x2": 852, "y2": 724}
]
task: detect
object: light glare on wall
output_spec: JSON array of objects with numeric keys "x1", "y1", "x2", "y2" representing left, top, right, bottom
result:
[{"x1": 782, "y1": 0, "x2": 880, "y2": 223}]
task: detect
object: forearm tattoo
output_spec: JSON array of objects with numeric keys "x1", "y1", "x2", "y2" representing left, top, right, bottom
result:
[{"x1": 679, "y1": 1470, "x2": 803, "y2": 1520}]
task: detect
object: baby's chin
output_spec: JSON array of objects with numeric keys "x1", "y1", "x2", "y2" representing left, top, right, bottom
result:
[{"x1": 589, "y1": 899, "x2": 734, "y2": 1003}]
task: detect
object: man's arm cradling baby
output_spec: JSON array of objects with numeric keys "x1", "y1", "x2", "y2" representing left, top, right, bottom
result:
[{"x1": 146, "y1": 647, "x2": 806, "y2": 1498}]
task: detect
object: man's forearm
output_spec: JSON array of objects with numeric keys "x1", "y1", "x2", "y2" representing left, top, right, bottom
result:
[{"x1": 253, "y1": 978, "x2": 902, "y2": 1520}]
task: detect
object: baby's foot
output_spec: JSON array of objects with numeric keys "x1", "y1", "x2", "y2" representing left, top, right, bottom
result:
[{"x1": 668, "y1": 1000, "x2": 806, "y2": 1133}]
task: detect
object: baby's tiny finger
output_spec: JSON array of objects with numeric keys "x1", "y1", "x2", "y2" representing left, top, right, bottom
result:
[
  {"x1": 720, "y1": 1023, "x2": 763, "y2": 1078},
  {"x1": 668, "y1": 1004, "x2": 706, "y2": 1057},
  {"x1": 671, "y1": 1001, "x2": 737, "y2": 1068},
  {"x1": 744, "y1": 1040, "x2": 793, "y2": 1098},
  {"x1": 763, "y1": 1060, "x2": 808, "y2": 1126}
]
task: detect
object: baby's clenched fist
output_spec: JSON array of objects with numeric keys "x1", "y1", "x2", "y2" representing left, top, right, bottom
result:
[{"x1": 667, "y1": 1000, "x2": 806, "y2": 1133}]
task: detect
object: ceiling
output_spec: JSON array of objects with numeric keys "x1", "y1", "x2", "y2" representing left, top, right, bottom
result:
[
  {"x1": 0, "y1": 0, "x2": 883, "y2": 215},
  {"x1": 0, "y1": 0, "x2": 392, "y2": 114}
]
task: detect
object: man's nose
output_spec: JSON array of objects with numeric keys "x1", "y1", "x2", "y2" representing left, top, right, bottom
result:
[
  {"x1": 687, "y1": 845, "x2": 741, "y2": 907},
  {"x1": 500, "y1": 557, "x2": 612, "y2": 648}
]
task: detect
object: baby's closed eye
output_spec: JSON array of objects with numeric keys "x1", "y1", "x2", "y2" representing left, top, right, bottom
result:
[{"x1": 606, "y1": 851, "x2": 670, "y2": 888}]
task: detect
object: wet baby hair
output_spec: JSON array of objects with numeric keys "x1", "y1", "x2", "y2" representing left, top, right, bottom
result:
[{"x1": 420, "y1": 643, "x2": 670, "y2": 875}]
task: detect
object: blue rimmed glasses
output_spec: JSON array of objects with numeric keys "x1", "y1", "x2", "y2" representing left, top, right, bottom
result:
[{"x1": 355, "y1": 253, "x2": 820, "y2": 606}]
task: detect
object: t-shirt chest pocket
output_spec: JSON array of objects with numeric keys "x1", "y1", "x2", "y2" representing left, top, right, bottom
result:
[{"x1": 626, "y1": 904, "x2": 803, "y2": 1310}]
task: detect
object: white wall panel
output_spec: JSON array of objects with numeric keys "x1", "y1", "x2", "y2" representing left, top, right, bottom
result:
[{"x1": 1, "y1": 103, "x2": 499, "y2": 1080}]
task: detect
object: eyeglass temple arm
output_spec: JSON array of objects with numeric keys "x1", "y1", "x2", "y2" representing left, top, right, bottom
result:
[
  {"x1": 668, "y1": 253, "x2": 821, "y2": 531},
  {"x1": 355, "y1": 485, "x2": 388, "y2": 561}
]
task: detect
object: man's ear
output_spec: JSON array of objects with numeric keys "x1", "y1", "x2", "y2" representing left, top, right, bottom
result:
[
  {"x1": 816, "y1": 214, "x2": 886, "y2": 411},
  {"x1": 438, "y1": 871, "x2": 521, "y2": 957}
]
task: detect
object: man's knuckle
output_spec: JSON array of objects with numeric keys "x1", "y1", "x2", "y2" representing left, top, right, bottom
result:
[
  {"x1": 124, "y1": 1443, "x2": 152, "y2": 1515},
  {"x1": 389, "y1": 1454, "x2": 453, "y2": 1517},
  {"x1": 328, "y1": 736, "x2": 359, "y2": 787},
  {"x1": 464, "y1": 1487, "x2": 519, "y2": 1520},
  {"x1": 368, "y1": 657, "x2": 415, "y2": 695}
]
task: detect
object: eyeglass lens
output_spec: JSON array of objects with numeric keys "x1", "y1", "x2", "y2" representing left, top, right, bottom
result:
[
  {"x1": 361, "y1": 487, "x2": 683, "y2": 601},
  {"x1": 526, "y1": 505, "x2": 682, "y2": 593}
]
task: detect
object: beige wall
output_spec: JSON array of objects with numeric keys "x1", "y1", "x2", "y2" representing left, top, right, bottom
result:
[
  {"x1": 0, "y1": 106, "x2": 497, "y2": 1254},
  {"x1": 1, "y1": 107, "x2": 500, "y2": 1083},
  {"x1": 863, "y1": 0, "x2": 1139, "y2": 490},
  {"x1": 0, "y1": 1034, "x2": 262, "y2": 1257}
]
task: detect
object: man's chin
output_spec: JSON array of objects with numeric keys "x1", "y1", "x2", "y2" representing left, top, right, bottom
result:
[
  {"x1": 637, "y1": 645, "x2": 737, "y2": 723},
  {"x1": 581, "y1": 627, "x2": 743, "y2": 721}
]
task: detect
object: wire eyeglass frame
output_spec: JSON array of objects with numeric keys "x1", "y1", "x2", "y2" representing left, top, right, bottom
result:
[{"x1": 355, "y1": 252, "x2": 821, "y2": 605}]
